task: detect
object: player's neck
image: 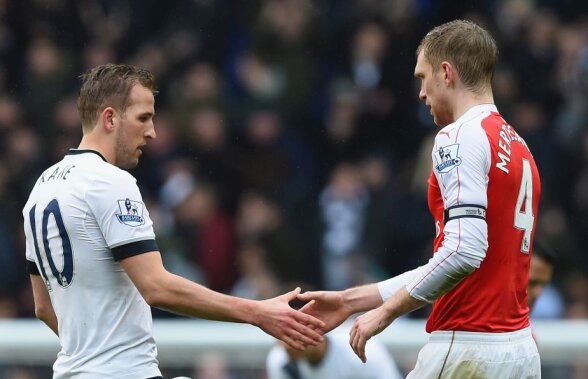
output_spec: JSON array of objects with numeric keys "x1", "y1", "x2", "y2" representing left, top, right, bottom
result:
[
  {"x1": 77, "y1": 135, "x2": 115, "y2": 165},
  {"x1": 452, "y1": 88, "x2": 494, "y2": 122}
]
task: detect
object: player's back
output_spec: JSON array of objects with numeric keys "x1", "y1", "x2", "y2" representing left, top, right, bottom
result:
[
  {"x1": 427, "y1": 107, "x2": 541, "y2": 333},
  {"x1": 23, "y1": 150, "x2": 160, "y2": 379}
]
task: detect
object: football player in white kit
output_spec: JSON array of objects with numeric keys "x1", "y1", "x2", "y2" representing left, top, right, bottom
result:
[
  {"x1": 23, "y1": 63, "x2": 325, "y2": 379},
  {"x1": 298, "y1": 20, "x2": 542, "y2": 378},
  {"x1": 266, "y1": 329, "x2": 404, "y2": 379}
]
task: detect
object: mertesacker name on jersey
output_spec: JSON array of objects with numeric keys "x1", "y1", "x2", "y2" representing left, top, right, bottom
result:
[{"x1": 496, "y1": 123, "x2": 529, "y2": 174}]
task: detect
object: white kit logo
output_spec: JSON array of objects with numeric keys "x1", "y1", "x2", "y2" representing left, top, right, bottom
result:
[
  {"x1": 115, "y1": 198, "x2": 145, "y2": 227},
  {"x1": 434, "y1": 144, "x2": 462, "y2": 173}
]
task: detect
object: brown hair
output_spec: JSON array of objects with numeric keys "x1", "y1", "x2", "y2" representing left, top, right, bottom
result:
[
  {"x1": 416, "y1": 20, "x2": 498, "y2": 94},
  {"x1": 77, "y1": 63, "x2": 157, "y2": 133}
]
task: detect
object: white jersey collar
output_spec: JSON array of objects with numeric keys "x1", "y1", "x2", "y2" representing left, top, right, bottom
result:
[
  {"x1": 454, "y1": 103, "x2": 498, "y2": 125},
  {"x1": 66, "y1": 149, "x2": 107, "y2": 162}
]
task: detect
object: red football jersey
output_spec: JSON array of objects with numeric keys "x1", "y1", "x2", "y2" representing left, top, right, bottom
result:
[{"x1": 425, "y1": 105, "x2": 541, "y2": 333}]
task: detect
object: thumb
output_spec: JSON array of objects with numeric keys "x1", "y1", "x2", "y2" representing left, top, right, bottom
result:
[
  {"x1": 297, "y1": 291, "x2": 314, "y2": 301},
  {"x1": 285, "y1": 287, "x2": 301, "y2": 301},
  {"x1": 299, "y1": 299, "x2": 315, "y2": 313}
]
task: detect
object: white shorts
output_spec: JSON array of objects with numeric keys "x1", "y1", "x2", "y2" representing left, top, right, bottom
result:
[{"x1": 407, "y1": 327, "x2": 541, "y2": 379}]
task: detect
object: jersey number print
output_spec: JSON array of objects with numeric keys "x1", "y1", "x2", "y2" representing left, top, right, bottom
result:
[
  {"x1": 28, "y1": 199, "x2": 74, "y2": 289},
  {"x1": 514, "y1": 159, "x2": 535, "y2": 254}
]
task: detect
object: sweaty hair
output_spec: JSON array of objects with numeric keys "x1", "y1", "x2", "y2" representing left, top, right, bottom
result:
[
  {"x1": 77, "y1": 63, "x2": 157, "y2": 133},
  {"x1": 416, "y1": 19, "x2": 498, "y2": 94}
]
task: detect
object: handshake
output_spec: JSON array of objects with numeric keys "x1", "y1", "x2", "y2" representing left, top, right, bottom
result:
[{"x1": 262, "y1": 283, "x2": 399, "y2": 363}]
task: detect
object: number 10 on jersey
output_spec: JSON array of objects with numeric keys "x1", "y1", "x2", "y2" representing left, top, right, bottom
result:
[{"x1": 28, "y1": 199, "x2": 74, "y2": 289}]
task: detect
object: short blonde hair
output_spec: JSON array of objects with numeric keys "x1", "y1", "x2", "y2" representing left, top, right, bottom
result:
[
  {"x1": 416, "y1": 20, "x2": 498, "y2": 94},
  {"x1": 77, "y1": 63, "x2": 157, "y2": 133}
]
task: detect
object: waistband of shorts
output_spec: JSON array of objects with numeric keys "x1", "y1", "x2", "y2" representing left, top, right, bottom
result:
[{"x1": 429, "y1": 327, "x2": 532, "y2": 344}]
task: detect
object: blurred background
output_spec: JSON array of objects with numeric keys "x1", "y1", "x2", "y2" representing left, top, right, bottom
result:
[{"x1": 1, "y1": 0, "x2": 588, "y2": 378}]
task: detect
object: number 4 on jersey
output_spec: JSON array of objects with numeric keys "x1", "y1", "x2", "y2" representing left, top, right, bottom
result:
[{"x1": 514, "y1": 159, "x2": 534, "y2": 253}]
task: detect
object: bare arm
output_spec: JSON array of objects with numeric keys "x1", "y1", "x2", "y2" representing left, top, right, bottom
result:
[
  {"x1": 350, "y1": 287, "x2": 426, "y2": 362},
  {"x1": 120, "y1": 251, "x2": 325, "y2": 350},
  {"x1": 297, "y1": 283, "x2": 383, "y2": 333},
  {"x1": 30, "y1": 275, "x2": 58, "y2": 335}
]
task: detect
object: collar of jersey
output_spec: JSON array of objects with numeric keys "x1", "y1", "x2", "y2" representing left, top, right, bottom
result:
[
  {"x1": 455, "y1": 103, "x2": 498, "y2": 125},
  {"x1": 67, "y1": 149, "x2": 107, "y2": 162}
]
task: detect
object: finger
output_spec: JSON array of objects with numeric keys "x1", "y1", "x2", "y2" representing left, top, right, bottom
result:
[
  {"x1": 349, "y1": 326, "x2": 360, "y2": 357},
  {"x1": 290, "y1": 327, "x2": 322, "y2": 347},
  {"x1": 298, "y1": 299, "x2": 315, "y2": 314},
  {"x1": 284, "y1": 287, "x2": 301, "y2": 302},
  {"x1": 357, "y1": 334, "x2": 367, "y2": 363},
  {"x1": 281, "y1": 335, "x2": 305, "y2": 351},
  {"x1": 350, "y1": 324, "x2": 366, "y2": 362},
  {"x1": 294, "y1": 311, "x2": 325, "y2": 330},
  {"x1": 349, "y1": 325, "x2": 356, "y2": 347},
  {"x1": 296, "y1": 291, "x2": 318, "y2": 301},
  {"x1": 283, "y1": 319, "x2": 324, "y2": 347},
  {"x1": 291, "y1": 321, "x2": 324, "y2": 344}
]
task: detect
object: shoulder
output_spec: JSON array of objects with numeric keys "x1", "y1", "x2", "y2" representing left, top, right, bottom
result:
[
  {"x1": 435, "y1": 114, "x2": 490, "y2": 146},
  {"x1": 87, "y1": 161, "x2": 138, "y2": 190}
]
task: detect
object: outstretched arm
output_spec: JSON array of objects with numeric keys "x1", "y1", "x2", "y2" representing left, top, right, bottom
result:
[
  {"x1": 297, "y1": 283, "x2": 383, "y2": 333},
  {"x1": 120, "y1": 251, "x2": 325, "y2": 350}
]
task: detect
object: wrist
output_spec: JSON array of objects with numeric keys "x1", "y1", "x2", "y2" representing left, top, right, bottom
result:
[
  {"x1": 381, "y1": 287, "x2": 426, "y2": 320},
  {"x1": 380, "y1": 297, "x2": 400, "y2": 322},
  {"x1": 342, "y1": 287, "x2": 369, "y2": 314},
  {"x1": 342, "y1": 284, "x2": 383, "y2": 314},
  {"x1": 239, "y1": 298, "x2": 259, "y2": 326}
]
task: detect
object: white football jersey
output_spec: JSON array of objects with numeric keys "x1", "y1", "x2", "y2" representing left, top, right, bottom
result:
[{"x1": 23, "y1": 150, "x2": 161, "y2": 379}]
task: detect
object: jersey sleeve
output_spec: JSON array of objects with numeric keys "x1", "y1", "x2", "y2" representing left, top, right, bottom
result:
[
  {"x1": 85, "y1": 170, "x2": 158, "y2": 260},
  {"x1": 407, "y1": 123, "x2": 491, "y2": 302},
  {"x1": 25, "y1": 242, "x2": 40, "y2": 275},
  {"x1": 23, "y1": 203, "x2": 41, "y2": 275},
  {"x1": 378, "y1": 267, "x2": 422, "y2": 301}
]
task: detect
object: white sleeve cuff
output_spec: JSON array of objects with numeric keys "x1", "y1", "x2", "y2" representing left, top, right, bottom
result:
[{"x1": 377, "y1": 267, "x2": 423, "y2": 302}]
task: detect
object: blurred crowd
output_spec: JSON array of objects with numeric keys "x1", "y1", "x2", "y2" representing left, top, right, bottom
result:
[{"x1": 1, "y1": 0, "x2": 588, "y2": 329}]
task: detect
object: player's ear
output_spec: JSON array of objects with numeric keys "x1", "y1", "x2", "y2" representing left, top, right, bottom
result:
[
  {"x1": 101, "y1": 107, "x2": 117, "y2": 132},
  {"x1": 440, "y1": 61, "x2": 454, "y2": 86}
]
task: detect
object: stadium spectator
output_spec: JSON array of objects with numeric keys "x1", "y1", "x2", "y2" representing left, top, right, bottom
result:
[
  {"x1": 23, "y1": 63, "x2": 325, "y2": 378},
  {"x1": 266, "y1": 329, "x2": 403, "y2": 379},
  {"x1": 298, "y1": 20, "x2": 542, "y2": 378},
  {"x1": 317, "y1": 162, "x2": 371, "y2": 290},
  {"x1": 0, "y1": 1, "x2": 586, "y2": 376},
  {"x1": 528, "y1": 240, "x2": 563, "y2": 318}
]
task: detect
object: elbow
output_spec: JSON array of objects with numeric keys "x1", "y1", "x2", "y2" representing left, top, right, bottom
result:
[
  {"x1": 453, "y1": 251, "x2": 484, "y2": 275},
  {"x1": 142, "y1": 290, "x2": 161, "y2": 308},
  {"x1": 34, "y1": 304, "x2": 51, "y2": 323},
  {"x1": 131, "y1": 269, "x2": 175, "y2": 308},
  {"x1": 456, "y1": 238, "x2": 487, "y2": 271},
  {"x1": 142, "y1": 286, "x2": 169, "y2": 308}
]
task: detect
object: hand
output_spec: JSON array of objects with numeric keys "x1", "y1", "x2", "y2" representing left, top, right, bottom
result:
[
  {"x1": 349, "y1": 306, "x2": 393, "y2": 363},
  {"x1": 256, "y1": 287, "x2": 325, "y2": 351},
  {"x1": 297, "y1": 290, "x2": 353, "y2": 333}
]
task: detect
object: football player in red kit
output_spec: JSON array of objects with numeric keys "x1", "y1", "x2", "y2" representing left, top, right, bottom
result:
[{"x1": 298, "y1": 19, "x2": 541, "y2": 378}]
